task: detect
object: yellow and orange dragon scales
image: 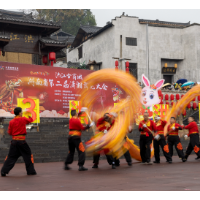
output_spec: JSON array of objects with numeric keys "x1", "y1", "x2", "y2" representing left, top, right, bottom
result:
[{"x1": 78, "y1": 69, "x2": 154, "y2": 160}]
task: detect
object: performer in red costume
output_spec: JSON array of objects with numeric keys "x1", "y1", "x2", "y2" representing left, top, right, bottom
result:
[
  {"x1": 65, "y1": 109, "x2": 94, "y2": 171},
  {"x1": 138, "y1": 112, "x2": 157, "y2": 165},
  {"x1": 92, "y1": 113, "x2": 116, "y2": 169},
  {"x1": 167, "y1": 117, "x2": 186, "y2": 162},
  {"x1": 153, "y1": 115, "x2": 172, "y2": 163},
  {"x1": 1, "y1": 107, "x2": 37, "y2": 177},
  {"x1": 183, "y1": 116, "x2": 200, "y2": 160}
]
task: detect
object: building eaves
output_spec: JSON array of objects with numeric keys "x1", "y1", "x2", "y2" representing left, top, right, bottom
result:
[
  {"x1": 88, "y1": 23, "x2": 113, "y2": 39},
  {"x1": 0, "y1": 9, "x2": 61, "y2": 28},
  {"x1": 40, "y1": 37, "x2": 67, "y2": 46},
  {"x1": 50, "y1": 35, "x2": 75, "y2": 44},
  {"x1": 80, "y1": 25, "x2": 102, "y2": 34},
  {"x1": 0, "y1": 9, "x2": 24, "y2": 16},
  {"x1": 139, "y1": 19, "x2": 190, "y2": 28},
  {"x1": 51, "y1": 30, "x2": 74, "y2": 37}
]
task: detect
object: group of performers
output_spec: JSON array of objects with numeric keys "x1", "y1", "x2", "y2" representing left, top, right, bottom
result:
[
  {"x1": 1, "y1": 106, "x2": 200, "y2": 176},
  {"x1": 139, "y1": 112, "x2": 200, "y2": 165}
]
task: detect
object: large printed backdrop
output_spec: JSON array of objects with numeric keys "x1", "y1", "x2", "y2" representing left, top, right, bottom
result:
[{"x1": 0, "y1": 62, "x2": 125, "y2": 118}]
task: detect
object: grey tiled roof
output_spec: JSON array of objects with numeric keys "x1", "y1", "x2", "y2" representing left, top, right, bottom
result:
[
  {"x1": 50, "y1": 35, "x2": 75, "y2": 44},
  {"x1": 139, "y1": 19, "x2": 190, "y2": 28},
  {"x1": 0, "y1": 9, "x2": 60, "y2": 28},
  {"x1": 80, "y1": 25, "x2": 102, "y2": 34},
  {"x1": 67, "y1": 61, "x2": 81, "y2": 68},
  {"x1": 40, "y1": 37, "x2": 67, "y2": 45}
]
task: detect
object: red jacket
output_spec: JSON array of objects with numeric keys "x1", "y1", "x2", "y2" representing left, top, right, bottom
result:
[
  {"x1": 69, "y1": 117, "x2": 87, "y2": 137},
  {"x1": 139, "y1": 120, "x2": 157, "y2": 136},
  {"x1": 184, "y1": 121, "x2": 199, "y2": 136},
  {"x1": 155, "y1": 120, "x2": 167, "y2": 134},
  {"x1": 167, "y1": 123, "x2": 182, "y2": 135},
  {"x1": 8, "y1": 116, "x2": 33, "y2": 139},
  {"x1": 96, "y1": 117, "x2": 115, "y2": 133}
]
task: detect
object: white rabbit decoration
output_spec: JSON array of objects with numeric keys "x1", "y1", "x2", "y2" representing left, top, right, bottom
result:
[{"x1": 140, "y1": 74, "x2": 165, "y2": 108}]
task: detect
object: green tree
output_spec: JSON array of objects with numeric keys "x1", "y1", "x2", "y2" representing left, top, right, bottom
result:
[{"x1": 34, "y1": 9, "x2": 97, "y2": 35}]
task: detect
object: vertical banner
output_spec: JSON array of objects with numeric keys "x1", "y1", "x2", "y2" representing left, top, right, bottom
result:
[
  {"x1": 153, "y1": 104, "x2": 169, "y2": 120},
  {"x1": 17, "y1": 98, "x2": 40, "y2": 123},
  {"x1": 69, "y1": 100, "x2": 88, "y2": 125}
]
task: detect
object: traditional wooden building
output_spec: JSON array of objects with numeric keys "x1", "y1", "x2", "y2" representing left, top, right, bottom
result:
[
  {"x1": 51, "y1": 30, "x2": 75, "y2": 63},
  {"x1": 0, "y1": 9, "x2": 68, "y2": 65}
]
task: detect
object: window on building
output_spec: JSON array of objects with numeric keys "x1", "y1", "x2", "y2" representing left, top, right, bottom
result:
[
  {"x1": 78, "y1": 46, "x2": 83, "y2": 59},
  {"x1": 129, "y1": 63, "x2": 138, "y2": 79},
  {"x1": 126, "y1": 37, "x2": 137, "y2": 46}
]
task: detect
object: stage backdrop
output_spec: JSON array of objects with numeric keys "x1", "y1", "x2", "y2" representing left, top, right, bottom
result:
[{"x1": 0, "y1": 61, "x2": 124, "y2": 118}]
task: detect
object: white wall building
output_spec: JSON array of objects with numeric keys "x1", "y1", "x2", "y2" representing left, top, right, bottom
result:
[{"x1": 67, "y1": 13, "x2": 200, "y2": 84}]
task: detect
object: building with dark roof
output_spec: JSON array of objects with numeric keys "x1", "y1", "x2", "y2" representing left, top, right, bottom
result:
[
  {"x1": 67, "y1": 13, "x2": 200, "y2": 83},
  {"x1": 0, "y1": 9, "x2": 67, "y2": 65}
]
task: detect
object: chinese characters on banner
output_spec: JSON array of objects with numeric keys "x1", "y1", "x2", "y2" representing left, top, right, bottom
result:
[
  {"x1": 152, "y1": 104, "x2": 169, "y2": 120},
  {"x1": 0, "y1": 61, "x2": 122, "y2": 118}
]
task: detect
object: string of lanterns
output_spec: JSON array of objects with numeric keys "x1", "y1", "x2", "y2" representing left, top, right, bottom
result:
[{"x1": 158, "y1": 90, "x2": 199, "y2": 117}]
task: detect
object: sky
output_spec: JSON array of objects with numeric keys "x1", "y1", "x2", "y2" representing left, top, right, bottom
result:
[{"x1": 6, "y1": 9, "x2": 200, "y2": 27}]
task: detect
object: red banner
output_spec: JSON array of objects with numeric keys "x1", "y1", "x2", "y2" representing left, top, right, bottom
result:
[{"x1": 0, "y1": 62, "x2": 124, "y2": 118}]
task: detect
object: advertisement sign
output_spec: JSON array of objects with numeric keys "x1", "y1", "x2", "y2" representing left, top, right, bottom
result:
[
  {"x1": 0, "y1": 61, "x2": 124, "y2": 118},
  {"x1": 17, "y1": 98, "x2": 40, "y2": 123}
]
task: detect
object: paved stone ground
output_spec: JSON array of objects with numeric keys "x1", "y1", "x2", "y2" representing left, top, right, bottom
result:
[{"x1": 0, "y1": 154, "x2": 200, "y2": 191}]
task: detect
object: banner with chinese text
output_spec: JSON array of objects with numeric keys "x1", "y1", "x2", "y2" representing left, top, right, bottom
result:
[{"x1": 0, "y1": 61, "x2": 125, "y2": 118}]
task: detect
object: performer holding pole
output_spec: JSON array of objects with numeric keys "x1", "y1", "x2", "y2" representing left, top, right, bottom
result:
[
  {"x1": 166, "y1": 117, "x2": 186, "y2": 162},
  {"x1": 1, "y1": 107, "x2": 36, "y2": 177},
  {"x1": 183, "y1": 116, "x2": 200, "y2": 161},
  {"x1": 153, "y1": 115, "x2": 172, "y2": 163},
  {"x1": 92, "y1": 113, "x2": 116, "y2": 169},
  {"x1": 138, "y1": 112, "x2": 157, "y2": 165},
  {"x1": 64, "y1": 109, "x2": 94, "y2": 171}
]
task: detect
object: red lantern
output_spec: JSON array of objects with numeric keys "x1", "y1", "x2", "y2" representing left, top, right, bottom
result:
[
  {"x1": 42, "y1": 55, "x2": 48, "y2": 66},
  {"x1": 192, "y1": 97, "x2": 196, "y2": 102},
  {"x1": 158, "y1": 90, "x2": 162, "y2": 98},
  {"x1": 159, "y1": 99, "x2": 163, "y2": 104},
  {"x1": 49, "y1": 52, "x2": 56, "y2": 66},
  {"x1": 181, "y1": 94, "x2": 184, "y2": 99},
  {"x1": 176, "y1": 94, "x2": 180, "y2": 101},
  {"x1": 160, "y1": 93, "x2": 163, "y2": 100},
  {"x1": 171, "y1": 102, "x2": 174, "y2": 107},
  {"x1": 198, "y1": 96, "x2": 200, "y2": 102},
  {"x1": 165, "y1": 94, "x2": 169, "y2": 101},
  {"x1": 126, "y1": 61, "x2": 129, "y2": 73},
  {"x1": 182, "y1": 109, "x2": 186, "y2": 117},
  {"x1": 187, "y1": 103, "x2": 191, "y2": 110},
  {"x1": 170, "y1": 94, "x2": 174, "y2": 102},
  {"x1": 193, "y1": 102, "x2": 197, "y2": 110},
  {"x1": 166, "y1": 102, "x2": 170, "y2": 106},
  {"x1": 115, "y1": 60, "x2": 118, "y2": 67},
  {"x1": 115, "y1": 60, "x2": 118, "y2": 70}
]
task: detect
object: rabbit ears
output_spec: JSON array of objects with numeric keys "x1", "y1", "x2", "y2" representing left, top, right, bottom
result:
[{"x1": 142, "y1": 74, "x2": 165, "y2": 90}]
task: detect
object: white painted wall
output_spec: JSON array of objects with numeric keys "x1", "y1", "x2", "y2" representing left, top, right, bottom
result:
[{"x1": 67, "y1": 15, "x2": 200, "y2": 84}]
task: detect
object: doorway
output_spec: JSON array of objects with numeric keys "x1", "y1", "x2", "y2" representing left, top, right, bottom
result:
[{"x1": 163, "y1": 75, "x2": 173, "y2": 84}]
